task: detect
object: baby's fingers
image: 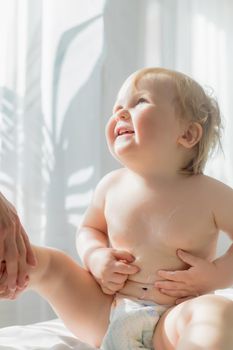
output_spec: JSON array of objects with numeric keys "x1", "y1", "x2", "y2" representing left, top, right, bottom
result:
[
  {"x1": 157, "y1": 269, "x2": 188, "y2": 282},
  {"x1": 101, "y1": 282, "x2": 124, "y2": 295},
  {"x1": 159, "y1": 288, "x2": 193, "y2": 298},
  {"x1": 112, "y1": 250, "x2": 135, "y2": 263},
  {"x1": 155, "y1": 280, "x2": 187, "y2": 290},
  {"x1": 115, "y1": 261, "x2": 139, "y2": 275},
  {"x1": 110, "y1": 272, "x2": 128, "y2": 285},
  {"x1": 109, "y1": 281, "x2": 125, "y2": 291},
  {"x1": 101, "y1": 286, "x2": 116, "y2": 295}
]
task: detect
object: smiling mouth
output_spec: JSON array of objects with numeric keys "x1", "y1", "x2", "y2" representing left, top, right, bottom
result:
[{"x1": 117, "y1": 130, "x2": 135, "y2": 137}]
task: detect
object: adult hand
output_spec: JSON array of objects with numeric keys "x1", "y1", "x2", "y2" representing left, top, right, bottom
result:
[
  {"x1": 88, "y1": 247, "x2": 140, "y2": 295},
  {"x1": 0, "y1": 260, "x2": 29, "y2": 299},
  {"x1": 0, "y1": 192, "x2": 37, "y2": 295},
  {"x1": 154, "y1": 249, "x2": 220, "y2": 304}
]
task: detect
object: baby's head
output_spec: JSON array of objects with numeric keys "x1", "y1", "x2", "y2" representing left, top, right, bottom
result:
[{"x1": 129, "y1": 67, "x2": 222, "y2": 174}]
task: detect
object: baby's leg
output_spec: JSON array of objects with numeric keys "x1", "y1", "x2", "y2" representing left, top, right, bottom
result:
[
  {"x1": 27, "y1": 246, "x2": 113, "y2": 348},
  {"x1": 153, "y1": 294, "x2": 233, "y2": 350}
]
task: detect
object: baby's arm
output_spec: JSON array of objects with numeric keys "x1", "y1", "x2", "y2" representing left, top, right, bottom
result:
[
  {"x1": 76, "y1": 172, "x2": 139, "y2": 295},
  {"x1": 156, "y1": 180, "x2": 233, "y2": 303},
  {"x1": 208, "y1": 181, "x2": 233, "y2": 286}
]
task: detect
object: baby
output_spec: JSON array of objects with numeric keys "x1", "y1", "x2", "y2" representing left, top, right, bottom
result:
[{"x1": 1, "y1": 67, "x2": 233, "y2": 350}]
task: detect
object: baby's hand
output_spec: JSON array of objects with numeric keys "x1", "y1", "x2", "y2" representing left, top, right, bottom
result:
[
  {"x1": 154, "y1": 249, "x2": 220, "y2": 304},
  {"x1": 88, "y1": 248, "x2": 139, "y2": 295}
]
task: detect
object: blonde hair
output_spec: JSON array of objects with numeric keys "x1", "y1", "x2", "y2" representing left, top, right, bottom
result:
[{"x1": 132, "y1": 67, "x2": 222, "y2": 175}]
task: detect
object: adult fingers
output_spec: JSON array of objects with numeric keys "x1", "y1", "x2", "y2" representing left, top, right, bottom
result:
[
  {"x1": 4, "y1": 223, "x2": 18, "y2": 291},
  {"x1": 16, "y1": 230, "x2": 28, "y2": 288},
  {"x1": 0, "y1": 286, "x2": 16, "y2": 300},
  {"x1": 0, "y1": 260, "x2": 6, "y2": 278},
  {"x1": 0, "y1": 226, "x2": 6, "y2": 262},
  {"x1": 0, "y1": 198, "x2": 17, "y2": 229},
  {"x1": 0, "y1": 265, "x2": 8, "y2": 294},
  {"x1": 16, "y1": 225, "x2": 26, "y2": 257},
  {"x1": 0, "y1": 288, "x2": 10, "y2": 298},
  {"x1": 8, "y1": 287, "x2": 23, "y2": 300},
  {"x1": 21, "y1": 228, "x2": 37, "y2": 267}
]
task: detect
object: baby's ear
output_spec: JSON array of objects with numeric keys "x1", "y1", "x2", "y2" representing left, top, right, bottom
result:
[{"x1": 177, "y1": 122, "x2": 203, "y2": 148}]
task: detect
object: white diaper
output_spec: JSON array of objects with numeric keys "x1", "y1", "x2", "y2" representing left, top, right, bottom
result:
[{"x1": 101, "y1": 294, "x2": 169, "y2": 350}]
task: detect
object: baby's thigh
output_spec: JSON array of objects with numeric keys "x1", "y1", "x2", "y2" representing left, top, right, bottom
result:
[
  {"x1": 34, "y1": 248, "x2": 113, "y2": 348},
  {"x1": 152, "y1": 305, "x2": 178, "y2": 350},
  {"x1": 153, "y1": 299, "x2": 195, "y2": 350},
  {"x1": 153, "y1": 294, "x2": 233, "y2": 350}
]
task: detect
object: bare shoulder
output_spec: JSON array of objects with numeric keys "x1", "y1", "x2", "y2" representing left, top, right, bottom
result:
[
  {"x1": 92, "y1": 168, "x2": 126, "y2": 204},
  {"x1": 197, "y1": 174, "x2": 233, "y2": 196},
  {"x1": 186, "y1": 174, "x2": 233, "y2": 206},
  {"x1": 195, "y1": 175, "x2": 233, "y2": 233},
  {"x1": 79, "y1": 168, "x2": 126, "y2": 231},
  {"x1": 96, "y1": 168, "x2": 126, "y2": 191}
]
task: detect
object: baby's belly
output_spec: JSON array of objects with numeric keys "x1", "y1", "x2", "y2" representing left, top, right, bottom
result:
[
  {"x1": 118, "y1": 249, "x2": 189, "y2": 305},
  {"x1": 118, "y1": 280, "x2": 176, "y2": 305}
]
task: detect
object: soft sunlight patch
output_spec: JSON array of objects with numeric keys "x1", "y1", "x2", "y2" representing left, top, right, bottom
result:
[{"x1": 68, "y1": 166, "x2": 94, "y2": 186}]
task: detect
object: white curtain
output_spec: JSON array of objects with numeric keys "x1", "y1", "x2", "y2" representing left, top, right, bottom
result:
[{"x1": 0, "y1": 0, "x2": 232, "y2": 326}]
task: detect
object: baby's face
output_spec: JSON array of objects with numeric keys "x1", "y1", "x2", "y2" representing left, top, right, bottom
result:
[{"x1": 105, "y1": 73, "x2": 184, "y2": 168}]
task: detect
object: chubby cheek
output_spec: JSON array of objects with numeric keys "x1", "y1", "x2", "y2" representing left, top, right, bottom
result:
[
  {"x1": 134, "y1": 115, "x2": 156, "y2": 143},
  {"x1": 105, "y1": 119, "x2": 115, "y2": 148}
]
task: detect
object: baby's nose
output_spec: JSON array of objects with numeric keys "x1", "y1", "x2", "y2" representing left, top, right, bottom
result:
[{"x1": 115, "y1": 109, "x2": 131, "y2": 121}]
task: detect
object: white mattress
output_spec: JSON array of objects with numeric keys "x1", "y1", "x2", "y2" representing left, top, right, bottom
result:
[
  {"x1": 0, "y1": 289, "x2": 232, "y2": 350},
  {"x1": 0, "y1": 318, "x2": 96, "y2": 350}
]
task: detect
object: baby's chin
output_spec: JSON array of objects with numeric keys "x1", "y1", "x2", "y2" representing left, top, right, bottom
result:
[
  {"x1": 113, "y1": 136, "x2": 135, "y2": 153},
  {"x1": 111, "y1": 147, "x2": 133, "y2": 165}
]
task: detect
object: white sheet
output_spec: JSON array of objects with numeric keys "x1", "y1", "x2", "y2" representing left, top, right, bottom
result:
[
  {"x1": 0, "y1": 290, "x2": 232, "y2": 350},
  {"x1": 0, "y1": 318, "x2": 96, "y2": 350}
]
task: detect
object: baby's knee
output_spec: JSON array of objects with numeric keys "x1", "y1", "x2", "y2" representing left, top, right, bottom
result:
[
  {"x1": 193, "y1": 294, "x2": 233, "y2": 312},
  {"x1": 175, "y1": 295, "x2": 233, "y2": 349},
  {"x1": 190, "y1": 294, "x2": 233, "y2": 327}
]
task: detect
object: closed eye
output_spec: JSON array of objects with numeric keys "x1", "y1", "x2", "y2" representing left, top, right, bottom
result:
[{"x1": 136, "y1": 98, "x2": 148, "y2": 105}]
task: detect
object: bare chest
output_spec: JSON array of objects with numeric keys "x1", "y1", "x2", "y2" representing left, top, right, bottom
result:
[{"x1": 105, "y1": 186, "x2": 217, "y2": 252}]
